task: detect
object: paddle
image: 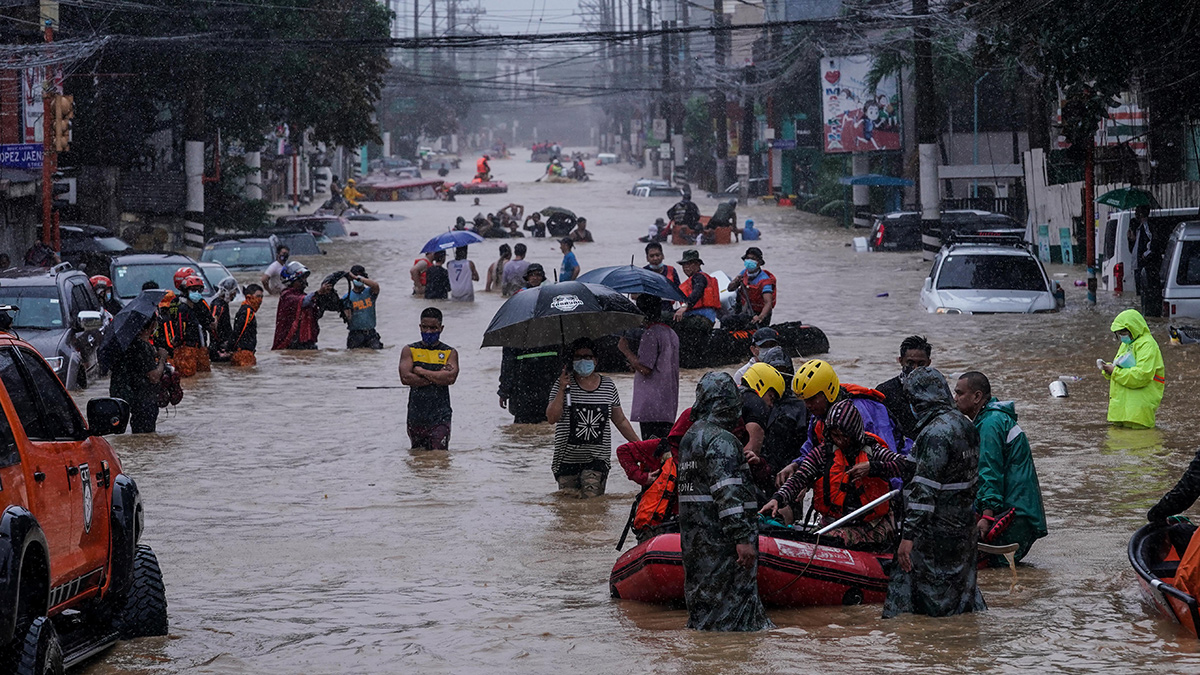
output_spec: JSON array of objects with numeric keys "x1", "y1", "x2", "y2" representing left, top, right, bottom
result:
[{"x1": 815, "y1": 490, "x2": 898, "y2": 535}]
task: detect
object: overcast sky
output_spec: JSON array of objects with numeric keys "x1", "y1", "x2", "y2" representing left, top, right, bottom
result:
[{"x1": 387, "y1": 0, "x2": 588, "y2": 36}]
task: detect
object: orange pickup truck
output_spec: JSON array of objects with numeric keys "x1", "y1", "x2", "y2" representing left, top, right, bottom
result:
[{"x1": 0, "y1": 332, "x2": 167, "y2": 673}]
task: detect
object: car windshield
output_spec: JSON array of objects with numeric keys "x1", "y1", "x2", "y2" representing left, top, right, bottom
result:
[
  {"x1": 274, "y1": 233, "x2": 321, "y2": 255},
  {"x1": 0, "y1": 285, "x2": 63, "y2": 329},
  {"x1": 112, "y1": 263, "x2": 210, "y2": 299},
  {"x1": 201, "y1": 242, "x2": 274, "y2": 268},
  {"x1": 936, "y1": 254, "x2": 1048, "y2": 291},
  {"x1": 300, "y1": 218, "x2": 347, "y2": 237},
  {"x1": 199, "y1": 263, "x2": 233, "y2": 288}
]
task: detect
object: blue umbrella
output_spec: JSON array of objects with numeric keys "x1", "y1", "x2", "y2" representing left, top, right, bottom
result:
[
  {"x1": 420, "y1": 230, "x2": 485, "y2": 253},
  {"x1": 576, "y1": 265, "x2": 687, "y2": 301}
]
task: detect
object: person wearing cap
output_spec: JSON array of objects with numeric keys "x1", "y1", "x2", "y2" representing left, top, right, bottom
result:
[
  {"x1": 342, "y1": 264, "x2": 382, "y2": 349},
  {"x1": 727, "y1": 247, "x2": 776, "y2": 327},
  {"x1": 618, "y1": 293, "x2": 680, "y2": 439},
  {"x1": 559, "y1": 238, "x2": 580, "y2": 281},
  {"x1": 498, "y1": 263, "x2": 557, "y2": 423},
  {"x1": 733, "y1": 327, "x2": 780, "y2": 383},
  {"x1": 674, "y1": 249, "x2": 722, "y2": 367}
]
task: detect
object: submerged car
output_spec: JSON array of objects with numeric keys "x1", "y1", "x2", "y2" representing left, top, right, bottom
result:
[
  {"x1": 200, "y1": 236, "x2": 279, "y2": 271},
  {"x1": 870, "y1": 210, "x2": 1026, "y2": 251},
  {"x1": 109, "y1": 253, "x2": 213, "y2": 306},
  {"x1": 1162, "y1": 220, "x2": 1200, "y2": 320},
  {"x1": 0, "y1": 264, "x2": 104, "y2": 389},
  {"x1": 920, "y1": 236, "x2": 1060, "y2": 314}
]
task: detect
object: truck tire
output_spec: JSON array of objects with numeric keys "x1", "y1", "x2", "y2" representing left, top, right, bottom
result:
[
  {"x1": 117, "y1": 545, "x2": 168, "y2": 639},
  {"x1": 14, "y1": 617, "x2": 64, "y2": 675}
]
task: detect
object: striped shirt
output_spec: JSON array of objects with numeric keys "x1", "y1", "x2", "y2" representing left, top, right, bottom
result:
[{"x1": 549, "y1": 374, "x2": 621, "y2": 475}]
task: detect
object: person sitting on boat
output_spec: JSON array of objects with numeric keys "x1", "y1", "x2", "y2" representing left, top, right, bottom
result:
[
  {"x1": 760, "y1": 400, "x2": 911, "y2": 548},
  {"x1": 733, "y1": 327, "x2": 780, "y2": 383},
  {"x1": 640, "y1": 218, "x2": 670, "y2": 244},
  {"x1": 738, "y1": 362, "x2": 788, "y2": 495},
  {"x1": 678, "y1": 372, "x2": 773, "y2": 631},
  {"x1": 668, "y1": 190, "x2": 702, "y2": 235},
  {"x1": 1147, "y1": 449, "x2": 1200, "y2": 599},
  {"x1": 777, "y1": 360, "x2": 911, "y2": 488},
  {"x1": 953, "y1": 371, "x2": 1048, "y2": 565},
  {"x1": 726, "y1": 247, "x2": 777, "y2": 328},
  {"x1": 475, "y1": 155, "x2": 491, "y2": 182},
  {"x1": 673, "y1": 250, "x2": 722, "y2": 368}
]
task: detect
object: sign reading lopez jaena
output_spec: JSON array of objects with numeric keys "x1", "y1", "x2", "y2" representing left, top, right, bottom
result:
[{"x1": 0, "y1": 144, "x2": 43, "y2": 169}]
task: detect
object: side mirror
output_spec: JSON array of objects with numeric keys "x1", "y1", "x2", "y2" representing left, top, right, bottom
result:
[
  {"x1": 76, "y1": 310, "x2": 103, "y2": 331},
  {"x1": 87, "y1": 397, "x2": 130, "y2": 436},
  {"x1": 923, "y1": 277, "x2": 933, "y2": 292}
]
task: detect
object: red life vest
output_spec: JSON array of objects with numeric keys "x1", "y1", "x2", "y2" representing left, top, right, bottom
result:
[
  {"x1": 739, "y1": 269, "x2": 777, "y2": 314},
  {"x1": 679, "y1": 272, "x2": 721, "y2": 311},
  {"x1": 811, "y1": 431, "x2": 892, "y2": 522},
  {"x1": 413, "y1": 258, "x2": 429, "y2": 286},
  {"x1": 476, "y1": 157, "x2": 489, "y2": 174},
  {"x1": 661, "y1": 265, "x2": 681, "y2": 288}
]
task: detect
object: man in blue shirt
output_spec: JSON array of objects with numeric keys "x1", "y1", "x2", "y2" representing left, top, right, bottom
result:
[
  {"x1": 342, "y1": 264, "x2": 382, "y2": 349},
  {"x1": 560, "y1": 238, "x2": 580, "y2": 281}
]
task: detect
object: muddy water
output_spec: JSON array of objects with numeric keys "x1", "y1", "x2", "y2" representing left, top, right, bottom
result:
[{"x1": 80, "y1": 155, "x2": 1200, "y2": 674}]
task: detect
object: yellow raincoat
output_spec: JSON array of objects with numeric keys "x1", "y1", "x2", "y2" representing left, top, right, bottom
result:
[{"x1": 1103, "y1": 309, "x2": 1165, "y2": 429}]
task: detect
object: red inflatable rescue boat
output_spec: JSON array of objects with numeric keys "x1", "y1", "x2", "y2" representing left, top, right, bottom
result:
[{"x1": 610, "y1": 532, "x2": 891, "y2": 607}]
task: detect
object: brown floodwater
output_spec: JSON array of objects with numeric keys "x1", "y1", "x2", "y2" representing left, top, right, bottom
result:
[{"x1": 78, "y1": 154, "x2": 1200, "y2": 674}]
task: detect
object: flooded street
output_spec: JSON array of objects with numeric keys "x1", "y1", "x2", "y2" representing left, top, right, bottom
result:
[{"x1": 80, "y1": 154, "x2": 1200, "y2": 673}]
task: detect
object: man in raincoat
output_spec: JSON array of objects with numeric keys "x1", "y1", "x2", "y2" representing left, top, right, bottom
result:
[
  {"x1": 678, "y1": 372, "x2": 773, "y2": 631},
  {"x1": 1101, "y1": 309, "x2": 1165, "y2": 429},
  {"x1": 883, "y1": 367, "x2": 986, "y2": 618},
  {"x1": 954, "y1": 372, "x2": 1048, "y2": 564}
]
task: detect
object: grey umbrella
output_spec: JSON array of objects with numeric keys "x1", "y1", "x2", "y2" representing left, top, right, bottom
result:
[{"x1": 481, "y1": 281, "x2": 644, "y2": 349}]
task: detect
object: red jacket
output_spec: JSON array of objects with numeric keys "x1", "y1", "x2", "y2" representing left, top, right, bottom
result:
[{"x1": 617, "y1": 407, "x2": 749, "y2": 485}]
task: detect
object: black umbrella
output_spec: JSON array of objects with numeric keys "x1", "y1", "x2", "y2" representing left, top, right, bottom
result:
[
  {"x1": 98, "y1": 289, "x2": 168, "y2": 365},
  {"x1": 481, "y1": 281, "x2": 644, "y2": 349}
]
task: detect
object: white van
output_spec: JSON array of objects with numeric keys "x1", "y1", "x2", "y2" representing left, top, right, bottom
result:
[
  {"x1": 1097, "y1": 207, "x2": 1200, "y2": 292},
  {"x1": 1162, "y1": 221, "x2": 1200, "y2": 319}
]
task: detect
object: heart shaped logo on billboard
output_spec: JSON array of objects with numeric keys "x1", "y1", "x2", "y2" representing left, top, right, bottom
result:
[{"x1": 824, "y1": 70, "x2": 840, "y2": 84}]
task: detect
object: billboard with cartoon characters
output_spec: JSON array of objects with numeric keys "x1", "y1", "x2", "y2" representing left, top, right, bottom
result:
[{"x1": 820, "y1": 55, "x2": 901, "y2": 153}]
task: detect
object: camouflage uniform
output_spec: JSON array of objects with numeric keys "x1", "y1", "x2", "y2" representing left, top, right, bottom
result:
[
  {"x1": 678, "y1": 373, "x2": 773, "y2": 631},
  {"x1": 883, "y1": 367, "x2": 987, "y2": 618}
]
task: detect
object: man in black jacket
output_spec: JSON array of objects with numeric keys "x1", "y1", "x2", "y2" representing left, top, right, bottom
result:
[{"x1": 876, "y1": 335, "x2": 931, "y2": 441}]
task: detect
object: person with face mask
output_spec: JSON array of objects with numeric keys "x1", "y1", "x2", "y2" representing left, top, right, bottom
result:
[
  {"x1": 726, "y1": 247, "x2": 775, "y2": 327},
  {"x1": 341, "y1": 264, "x2": 382, "y2": 349},
  {"x1": 167, "y1": 273, "x2": 214, "y2": 377},
  {"x1": 261, "y1": 245, "x2": 291, "y2": 295},
  {"x1": 876, "y1": 335, "x2": 932, "y2": 441},
  {"x1": 230, "y1": 284, "x2": 263, "y2": 367},
  {"x1": 546, "y1": 338, "x2": 640, "y2": 497},
  {"x1": 399, "y1": 307, "x2": 459, "y2": 450},
  {"x1": 642, "y1": 242, "x2": 681, "y2": 318},
  {"x1": 90, "y1": 275, "x2": 123, "y2": 316},
  {"x1": 1100, "y1": 308, "x2": 1165, "y2": 429},
  {"x1": 209, "y1": 276, "x2": 240, "y2": 362}
]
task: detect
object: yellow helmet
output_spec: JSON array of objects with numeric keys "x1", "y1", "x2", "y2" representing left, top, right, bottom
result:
[
  {"x1": 743, "y1": 362, "x2": 785, "y2": 399},
  {"x1": 347, "y1": 178, "x2": 356, "y2": 185},
  {"x1": 793, "y1": 359, "x2": 839, "y2": 403}
]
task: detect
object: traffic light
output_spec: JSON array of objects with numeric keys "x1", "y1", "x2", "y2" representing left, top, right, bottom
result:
[{"x1": 51, "y1": 94, "x2": 73, "y2": 153}]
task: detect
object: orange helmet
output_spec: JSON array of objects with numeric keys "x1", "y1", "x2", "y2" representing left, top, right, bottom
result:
[
  {"x1": 173, "y1": 267, "x2": 194, "y2": 290},
  {"x1": 89, "y1": 275, "x2": 112, "y2": 290}
]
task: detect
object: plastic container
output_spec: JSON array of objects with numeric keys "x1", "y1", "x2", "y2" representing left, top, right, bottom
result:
[
  {"x1": 1058, "y1": 375, "x2": 1083, "y2": 382},
  {"x1": 1049, "y1": 381, "x2": 1069, "y2": 398}
]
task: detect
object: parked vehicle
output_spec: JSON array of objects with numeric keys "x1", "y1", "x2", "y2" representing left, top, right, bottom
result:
[
  {"x1": 109, "y1": 253, "x2": 213, "y2": 306},
  {"x1": 58, "y1": 225, "x2": 133, "y2": 277},
  {"x1": 632, "y1": 185, "x2": 683, "y2": 198},
  {"x1": 266, "y1": 230, "x2": 323, "y2": 256},
  {"x1": 0, "y1": 338, "x2": 167, "y2": 672},
  {"x1": 1161, "y1": 221, "x2": 1200, "y2": 320},
  {"x1": 1097, "y1": 207, "x2": 1200, "y2": 292},
  {"x1": 711, "y1": 177, "x2": 768, "y2": 198},
  {"x1": 200, "y1": 236, "x2": 279, "y2": 271},
  {"x1": 274, "y1": 215, "x2": 349, "y2": 240},
  {"x1": 920, "y1": 236, "x2": 1060, "y2": 314},
  {"x1": 197, "y1": 261, "x2": 245, "y2": 305},
  {"x1": 0, "y1": 264, "x2": 104, "y2": 390},
  {"x1": 869, "y1": 210, "x2": 1026, "y2": 251}
]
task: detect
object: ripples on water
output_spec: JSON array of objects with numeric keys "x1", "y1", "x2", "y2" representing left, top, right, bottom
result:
[{"x1": 78, "y1": 155, "x2": 1200, "y2": 673}]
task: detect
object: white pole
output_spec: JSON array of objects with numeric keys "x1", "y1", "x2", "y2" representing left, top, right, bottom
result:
[
  {"x1": 245, "y1": 151, "x2": 261, "y2": 200},
  {"x1": 815, "y1": 490, "x2": 899, "y2": 535},
  {"x1": 184, "y1": 140, "x2": 204, "y2": 251}
]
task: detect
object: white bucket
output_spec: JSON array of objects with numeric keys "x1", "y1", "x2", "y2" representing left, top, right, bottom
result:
[{"x1": 1049, "y1": 381, "x2": 1068, "y2": 398}]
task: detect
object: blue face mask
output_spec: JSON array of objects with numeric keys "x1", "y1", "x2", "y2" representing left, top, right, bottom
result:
[
  {"x1": 1119, "y1": 335, "x2": 1133, "y2": 345},
  {"x1": 188, "y1": 291, "x2": 203, "y2": 303},
  {"x1": 744, "y1": 259, "x2": 759, "y2": 272},
  {"x1": 420, "y1": 331, "x2": 441, "y2": 345},
  {"x1": 573, "y1": 359, "x2": 596, "y2": 376},
  {"x1": 353, "y1": 280, "x2": 366, "y2": 291},
  {"x1": 647, "y1": 262, "x2": 663, "y2": 270}
]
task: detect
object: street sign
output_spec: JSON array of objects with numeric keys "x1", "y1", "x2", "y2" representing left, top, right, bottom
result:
[
  {"x1": 769, "y1": 139, "x2": 797, "y2": 150},
  {"x1": 652, "y1": 118, "x2": 667, "y2": 140},
  {"x1": 736, "y1": 154, "x2": 750, "y2": 175},
  {"x1": 0, "y1": 143, "x2": 43, "y2": 169}
]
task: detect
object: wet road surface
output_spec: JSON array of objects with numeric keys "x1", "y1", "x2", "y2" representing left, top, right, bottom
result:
[{"x1": 79, "y1": 153, "x2": 1200, "y2": 673}]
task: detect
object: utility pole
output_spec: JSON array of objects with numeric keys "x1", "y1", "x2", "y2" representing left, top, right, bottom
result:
[
  {"x1": 39, "y1": 0, "x2": 58, "y2": 249},
  {"x1": 447, "y1": 0, "x2": 456, "y2": 69},
  {"x1": 413, "y1": 0, "x2": 420, "y2": 72},
  {"x1": 712, "y1": 0, "x2": 728, "y2": 192},
  {"x1": 914, "y1": 0, "x2": 941, "y2": 261},
  {"x1": 1085, "y1": 139, "x2": 1096, "y2": 304}
]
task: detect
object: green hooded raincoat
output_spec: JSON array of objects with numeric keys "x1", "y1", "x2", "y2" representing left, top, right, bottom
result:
[
  {"x1": 1104, "y1": 309, "x2": 1165, "y2": 429},
  {"x1": 678, "y1": 372, "x2": 773, "y2": 631},
  {"x1": 974, "y1": 399, "x2": 1048, "y2": 563}
]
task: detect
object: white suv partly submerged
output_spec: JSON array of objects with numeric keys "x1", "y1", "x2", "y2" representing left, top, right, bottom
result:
[{"x1": 920, "y1": 236, "x2": 1061, "y2": 314}]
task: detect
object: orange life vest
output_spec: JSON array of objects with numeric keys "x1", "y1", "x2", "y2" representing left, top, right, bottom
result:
[
  {"x1": 634, "y1": 455, "x2": 677, "y2": 531},
  {"x1": 739, "y1": 269, "x2": 777, "y2": 314},
  {"x1": 476, "y1": 157, "x2": 489, "y2": 173},
  {"x1": 679, "y1": 272, "x2": 721, "y2": 311},
  {"x1": 413, "y1": 258, "x2": 429, "y2": 286},
  {"x1": 811, "y1": 431, "x2": 892, "y2": 522}
]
